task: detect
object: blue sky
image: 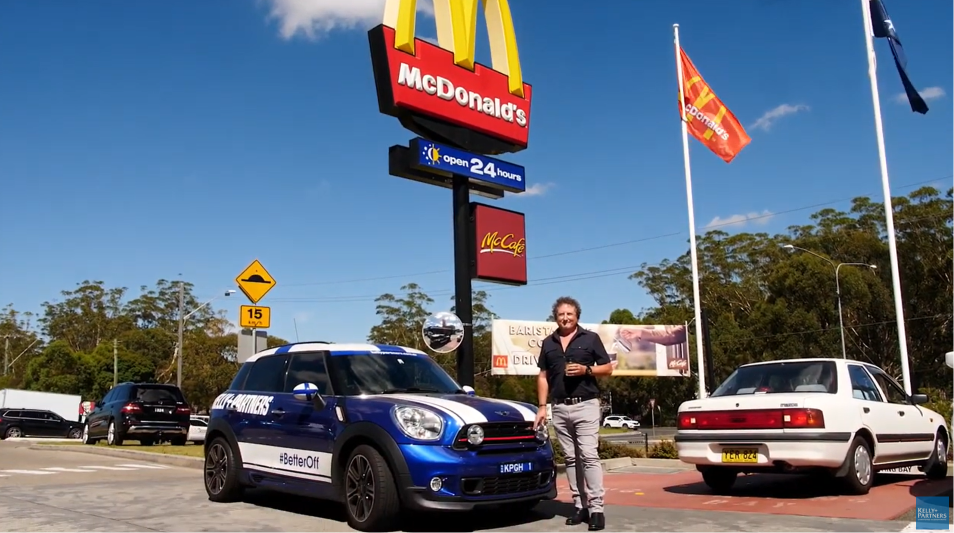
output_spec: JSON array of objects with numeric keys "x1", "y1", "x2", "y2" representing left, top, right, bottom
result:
[{"x1": 1, "y1": 0, "x2": 951, "y2": 345}]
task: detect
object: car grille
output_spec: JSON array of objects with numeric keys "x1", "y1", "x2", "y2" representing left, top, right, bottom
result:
[
  {"x1": 461, "y1": 471, "x2": 552, "y2": 496},
  {"x1": 452, "y1": 422, "x2": 537, "y2": 450}
]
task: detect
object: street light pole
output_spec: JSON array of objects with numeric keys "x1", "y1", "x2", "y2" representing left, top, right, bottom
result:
[
  {"x1": 176, "y1": 286, "x2": 236, "y2": 389},
  {"x1": 782, "y1": 244, "x2": 877, "y2": 359},
  {"x1": 177, "y1": 282, "x2": 185, "y2": 389}
]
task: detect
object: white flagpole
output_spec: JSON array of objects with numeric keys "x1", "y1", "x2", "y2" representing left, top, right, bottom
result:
[
  {"x1": 673, "y1": 24, "x2": 707, "y2": 400},
  {"x1": 859, "y1": 0, "x2": 912, "y2": 396}
]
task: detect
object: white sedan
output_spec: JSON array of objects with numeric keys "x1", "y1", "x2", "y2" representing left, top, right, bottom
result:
[
  {"x1": 675, "y1": 357, "x2": 949, "y2": 495},
  {"x1": 187, "y1": 416, "x2": 207, "y2": 444}
]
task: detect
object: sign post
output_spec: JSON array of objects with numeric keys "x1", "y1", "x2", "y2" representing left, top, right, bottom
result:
[
  {"x1": 370, "y1": 0, "x2": 534, "y2": 387},
  {"x1": 235, "y1": 259, "x2": 277, "y2": 359}
]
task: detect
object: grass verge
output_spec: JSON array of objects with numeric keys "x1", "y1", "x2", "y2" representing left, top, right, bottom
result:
[{"x1": 35, "y1": 440, "x2": 204, "y2": 457}]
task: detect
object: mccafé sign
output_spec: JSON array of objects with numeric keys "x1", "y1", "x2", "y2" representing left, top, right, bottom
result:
[
  {"x1": 369, "y1": 0, "x2": 533, "y2": 154},
  {"x1": 471, "y1": 203, "x2": 527, "y2": 285}
]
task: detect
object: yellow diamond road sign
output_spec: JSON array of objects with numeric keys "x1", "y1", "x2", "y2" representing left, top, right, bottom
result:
[{"x1": 236, "y1": 259, "x2": 276, "y2": 304}]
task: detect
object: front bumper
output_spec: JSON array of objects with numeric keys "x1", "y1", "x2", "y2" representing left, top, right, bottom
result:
[{"x1": 395, "y1": 443, "x2": 557, "y2": 511}]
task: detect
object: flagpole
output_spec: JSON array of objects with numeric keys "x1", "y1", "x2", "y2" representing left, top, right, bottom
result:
[
  {"x1": 859, "y1": 0, "x2": 912, "y2": 395},
  {"x1": 673, "y1": 23, "x2": 707, "y2": 400}
]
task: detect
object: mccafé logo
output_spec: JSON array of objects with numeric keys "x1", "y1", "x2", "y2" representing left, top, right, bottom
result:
[
  {"x1": 371, "y1": 0, "x2": 533, "y2": 150},
  {"x1": 492, "y1": 355, "x2": 509, "y2": 368},
  {"x1": 480, "y1": 231, "x2": 525, "y2": 257}
]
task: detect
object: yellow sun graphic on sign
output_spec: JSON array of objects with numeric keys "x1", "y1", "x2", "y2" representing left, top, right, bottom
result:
[{"x1": 422, "y1": 144, "x2": 440, "y2": 165}]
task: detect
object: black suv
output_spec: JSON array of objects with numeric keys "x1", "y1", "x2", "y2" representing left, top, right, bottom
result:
[
  {"x1": 0, "y1": 408, "x2": 84, "y2": 439},
  {"x1": 82, "y1": 382, "x2": 192, "y2": 446}
]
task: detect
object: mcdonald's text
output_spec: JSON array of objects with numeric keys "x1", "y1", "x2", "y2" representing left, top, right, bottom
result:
[
  {"x1": 371, "y1": 25, "x2": 532, "y2": 149},
  {"x1": 684, "y1": 103, "x2": 729, "y2": 141},
  {"x1": 480, "y1": 231, "x2": 526, "y2": 257}
]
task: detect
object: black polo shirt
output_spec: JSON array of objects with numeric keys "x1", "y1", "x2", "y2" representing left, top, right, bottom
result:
[{"x1": 537, "y1": 327, "x2": 611, "y2": 402}]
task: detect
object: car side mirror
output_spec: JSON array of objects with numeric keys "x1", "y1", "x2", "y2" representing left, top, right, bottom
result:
[
  {"x1": 910, "y1": 393, "x2": 928, "y2": 405},
  {"x1": 462, "y1": 385, "x2": 476, "y2": 396},
  {"x1": 293, "y1": 383, "x2": 325, "y2": 410}
]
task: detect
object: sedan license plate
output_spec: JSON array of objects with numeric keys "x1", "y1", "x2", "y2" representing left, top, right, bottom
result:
[
  {"x1": 721, "y1": 448, "x2": 758, "y2": 463},
  {"x1": 499, "y1": 462, "x2": 532, "y2": 475},
  {"x1": 154, "y1": 407, "x2": 171, "y2": 414}
]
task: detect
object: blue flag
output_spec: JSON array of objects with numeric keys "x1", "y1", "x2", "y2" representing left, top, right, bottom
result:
[{"x1": 869, "y1": 0, "x2": 929, "y2": 114}]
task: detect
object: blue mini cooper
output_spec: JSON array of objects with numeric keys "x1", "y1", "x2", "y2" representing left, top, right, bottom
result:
[{"x1": 203, "y1": 342, "x2": 557, "y2": 531}]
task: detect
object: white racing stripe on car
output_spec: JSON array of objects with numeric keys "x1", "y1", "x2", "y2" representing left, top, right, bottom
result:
[
  {"x1": 491, "y1": 400, "x2": 537, "y2": 422},
  {"x1": 385, "y1": 395, "x2": 488, "y2": 424}
]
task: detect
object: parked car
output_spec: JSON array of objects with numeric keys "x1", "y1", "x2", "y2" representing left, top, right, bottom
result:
[
  {"x1": 0, "y1": 408, "x2": 84, "y2": 439},
  {"x1": 674, "y1": 358, "x2": 949, "y2": 495},
  {"x1": 188, "y1": 416, "x2": 207, "y2": 444},
  {"x1": 203, "y1": 342, "x2": 556, "y2": 531},
  {"x1": 602, "y1": 415, "x2": 639, "y2": 430},
  {"x1": 82, "y1": 382, "x2": 192, "y2": 446}
]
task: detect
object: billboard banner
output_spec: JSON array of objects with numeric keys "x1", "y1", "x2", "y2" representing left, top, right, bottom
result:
[
  {"x1": 471, "y1": 203, "x2": 527, "y2": 286},
  {"x1": 491, "y1": 320, "x2": 691, "y2": 377}
]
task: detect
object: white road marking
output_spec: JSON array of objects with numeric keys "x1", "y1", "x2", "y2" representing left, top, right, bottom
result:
[
  {"x1": 0, "y1": 469, "x2": 56, "y2": 475},
  {"x1": 79, "y1": 465, "x2": 136, "y2": 471},
  {"x1": 114, "y1": 463, "x2": 169, "y2": 469},
  {"x1": 900, "y1": 522, "x2": 951, "y2": 532},
  {"x1": 41, "y1": 467, "x2": 96, "y2": 473}
]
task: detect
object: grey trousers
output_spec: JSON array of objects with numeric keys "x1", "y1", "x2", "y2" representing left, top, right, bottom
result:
[{"x1": 551, "y1": 398, "x2": 604, "y2": 513}]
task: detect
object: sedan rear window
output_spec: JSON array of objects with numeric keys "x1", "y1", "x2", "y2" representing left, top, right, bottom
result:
[{"x1": 711, "y1": 360, "x2": 838, "y2": 397}]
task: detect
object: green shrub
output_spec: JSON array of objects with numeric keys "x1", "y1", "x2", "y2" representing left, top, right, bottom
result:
[
  {"x1": 647, "y1": 439, "x2": 680, "y2": 459},
  {"x1": 549, "y1": 438, "x2": 645, "y2": 465}
]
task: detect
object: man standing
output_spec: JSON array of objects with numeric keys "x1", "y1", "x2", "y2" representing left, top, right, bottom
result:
[{"x1": 534, "y1": 296, "x2": 613, "y2": 530}]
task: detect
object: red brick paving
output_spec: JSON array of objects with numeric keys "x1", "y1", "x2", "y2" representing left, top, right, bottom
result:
[{"x1": 554, "y1": 470, "x2": 951, "y2": 520}]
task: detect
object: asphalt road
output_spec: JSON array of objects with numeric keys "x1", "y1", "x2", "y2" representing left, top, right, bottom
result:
[{"x1": 0, "y1": 440, "x2": 919, "y2": 532}]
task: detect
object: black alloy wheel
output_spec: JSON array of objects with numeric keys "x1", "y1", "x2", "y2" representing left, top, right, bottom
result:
[
  {"x1": 204, "y1": 438, "x2": 243, "y2": 502},
  {"x1": 346, "y1": 454, "x2": 375, "y2": 523}
]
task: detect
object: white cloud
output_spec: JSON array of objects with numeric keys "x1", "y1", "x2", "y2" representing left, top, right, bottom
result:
[
  {"x1": 518, "y1": 183, "x2": 554, "y2": 197},
  {"x1": 263, "y1": 0, "x2": 433, "y2": 40},
  {"x1": 749, "y1": 103, "x2": 809, "y2": 132},
  {"x1": 706, "y1": 210, "x2": 774, "y2": 229},
  {"x1": 895, "y1": 86, "x2": 945, "y2": 103}
]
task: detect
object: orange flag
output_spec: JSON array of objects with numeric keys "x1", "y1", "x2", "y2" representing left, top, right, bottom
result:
[{"x1": 678, "y1": 47, "x2": 750, "y2": 163}]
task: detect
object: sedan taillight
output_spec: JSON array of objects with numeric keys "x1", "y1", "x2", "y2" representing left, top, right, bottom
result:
[{"x1": 121, "y1": 403, "x2": 142, "y2": 414}]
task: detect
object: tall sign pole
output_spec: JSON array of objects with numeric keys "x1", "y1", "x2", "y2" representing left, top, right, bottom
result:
[{"x1": 370, "y1": 0, "x2": 533, "y2": 386}]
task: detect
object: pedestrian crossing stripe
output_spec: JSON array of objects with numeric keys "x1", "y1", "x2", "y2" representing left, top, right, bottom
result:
[{"x1": 0, "y1": 463, "x2": 170, "y2": 476}]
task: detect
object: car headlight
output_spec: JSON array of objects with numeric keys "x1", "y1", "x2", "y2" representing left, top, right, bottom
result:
[
  {"x1": 535, "y1": 422, "x2": 549, "y2": 442},
  {"x1": 392, "y1": 405, "x2": 443, "y2": 441}
]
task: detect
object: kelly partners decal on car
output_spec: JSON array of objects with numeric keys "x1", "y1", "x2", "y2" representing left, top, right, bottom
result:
[
  {"x1": 210, "y1": 393, "x2": 275, "y2": 416},
  {"x1": 369, "y1": 0, "x2": 533, "y2": 154},
  {"x1": 470, "y1": 203, "x2": 527, "y2": 285}
]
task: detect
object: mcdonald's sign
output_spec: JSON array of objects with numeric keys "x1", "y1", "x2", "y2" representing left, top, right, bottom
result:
[{"x1": 369, "y1": 0, "x2": 533, "y2": 155}]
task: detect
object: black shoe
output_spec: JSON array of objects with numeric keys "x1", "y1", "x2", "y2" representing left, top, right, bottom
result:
[
  {"x1": 566, "y1": 508, "x2": 588, "y2": 525},
  {"x1": 588, "y1": 512, "x2": 605, "y2": 531}
]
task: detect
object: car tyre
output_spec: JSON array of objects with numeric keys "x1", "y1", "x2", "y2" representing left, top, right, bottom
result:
[
  {"x1": 81, "y1": 424, "x2": 97, "y2": 445},
  {"x1": 205, "y1": 437, "x2": 244, "y2": 502},
  {"x1": 344, "y1": 444, "x2": 400, "y2": 532},
  {"x1": 67, "y1": 427, "x2": 82, "y2": 440},
  {"x1": 106, "y1": 420, "x2": 124, "y2": 446},
  {"x1": 3, "y1": 426, "x2": 22, "y2": 439},
  {"x1": 842, "y1": 436, "x2": 874, "y2": 495},
  {"x1": 170, "y1": 436, "x2": 187, "y2": 446},
  {"x1": 923, "y1": 431, "x2": 949, "y2": 480},
  {"x1": 701, "y1": 467, "x2": 737, "y2": 494}
]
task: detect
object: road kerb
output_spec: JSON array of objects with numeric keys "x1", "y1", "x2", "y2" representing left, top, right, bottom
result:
[
  {"x1": 554, "y1": 457, "x2": 695, "y2": 474},
  {"x1": 29, "y1": 444, "x2": 203, "y2": 470}
]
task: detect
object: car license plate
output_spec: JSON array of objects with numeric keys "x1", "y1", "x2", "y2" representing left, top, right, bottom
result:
[
  {"x1": 499, "y1": 462, "x2": 532, "y2": 474},
  {"x1": 721, "y1": 448, "x2": 758, "y2": 463},
  {"x1": 154, "y1": 407, "x2": 170, "y2": 413}
]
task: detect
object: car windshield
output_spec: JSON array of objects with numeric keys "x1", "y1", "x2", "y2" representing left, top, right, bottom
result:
[
  {"x1": 329, "y1": 353, "x2": 464, "y2": 396},
  {"x1": 710, "y1": 360, "x2": 838, "y2": 396}
]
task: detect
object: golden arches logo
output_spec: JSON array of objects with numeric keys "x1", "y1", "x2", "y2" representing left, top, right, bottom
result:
[
  {"x1": 383, "y1": 0, "x2": 525, "y2": 98},
  {"x1": 683, "y1": 76, "x2": 727, "y2": 141}
]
